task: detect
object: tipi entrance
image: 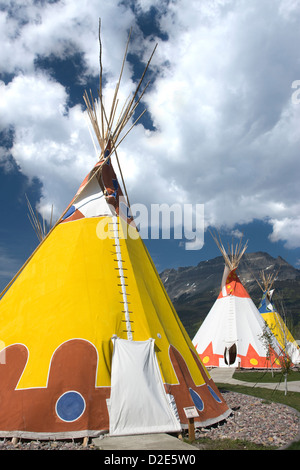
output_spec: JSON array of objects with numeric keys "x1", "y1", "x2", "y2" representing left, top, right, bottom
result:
[{"x1": 109, "y1": 338, "x2": 181, "y2": 436}]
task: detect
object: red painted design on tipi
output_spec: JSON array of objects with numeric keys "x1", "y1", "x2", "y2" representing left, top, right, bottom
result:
[
  {"x1": 196, "y1": 341, "x2": 282, "y2": 369},
  {"x1": 238, "y1": 343, "x2": 281, "y2": 369},
  {"x1": 218, "y1": 269, "x2": 250, "y2": 299},
  {"x1": 197, "y1": 341, "x2": 223, "y2": 367},
  {"x1": 0, "y1": 340, "x2": 230, "y2": 436}
]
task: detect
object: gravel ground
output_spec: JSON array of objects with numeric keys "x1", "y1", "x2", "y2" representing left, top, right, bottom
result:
[
  {"x1": 0, "y1": 391, "x2": 299, "y2": 450},
  {"x1": 194, "y1": 390, "x2": 300, "y2": 449},
  {"x1": 0, "y1": 437, "x2": 97, "y2": 451}
]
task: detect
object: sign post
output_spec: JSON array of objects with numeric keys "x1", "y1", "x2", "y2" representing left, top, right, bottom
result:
[{"x1": 183, "y1": 406, "x2": 199, "y2": 441}]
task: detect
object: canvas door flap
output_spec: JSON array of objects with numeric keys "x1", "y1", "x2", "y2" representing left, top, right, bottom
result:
[{"x1": 109, "y1": 337, "x2": 181, "y2": 436}]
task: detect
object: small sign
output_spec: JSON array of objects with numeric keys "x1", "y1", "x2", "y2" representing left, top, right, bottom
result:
[{"x1": 183, "y1": 406, "x2": 199, "y2": 419}]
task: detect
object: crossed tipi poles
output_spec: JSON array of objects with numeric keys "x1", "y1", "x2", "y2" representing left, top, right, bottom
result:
[{"x1": 0, "y1": 21, "x2": 157, "y2": 301}]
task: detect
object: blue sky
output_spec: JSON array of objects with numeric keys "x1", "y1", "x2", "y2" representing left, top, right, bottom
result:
[{"x1": 1, "y1": 0, "x2": 300, "y2": 291}]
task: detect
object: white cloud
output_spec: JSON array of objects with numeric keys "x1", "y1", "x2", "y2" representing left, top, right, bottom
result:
[
  {"x1": 0, "y1": 1, "x2": 139, "y2": 217},
  {"x1": 140, "y1": 0, "x2": 300, "y2": 243},
  {"x1": 0, "y1": 0, "x2": 138, "y2": 83},
  {"x1": 0, "y1": 0, "x2": 300, "y2": 252},
  {"x1": 0, "y1": 72, "x2": 95, "y2": 215},
  {"x1": 269, "y1": 216, "x2": 300, "y2": 249}
]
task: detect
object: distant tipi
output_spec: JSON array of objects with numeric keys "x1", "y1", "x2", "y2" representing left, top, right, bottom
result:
[
  {"x1": 257, "y1": 271, "x2": 300, "y2": 365},
  {"x1": 0, "y1": 26, "x2": 230, "y2": 440},
  {"x1": 192, "y1": 234, "x2": 283, "y2": 369}
]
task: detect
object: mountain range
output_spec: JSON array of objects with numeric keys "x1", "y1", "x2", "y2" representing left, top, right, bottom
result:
[{"x1": 160, "y1": 251, "x2": 300, "y2": 340}]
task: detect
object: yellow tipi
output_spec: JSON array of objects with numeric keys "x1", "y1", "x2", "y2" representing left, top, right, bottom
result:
[
  {"x1": 0, "y1": 27, "x2": 230, "y2": 439},
  {"x1": 258, "y1": 271, "x2": 300, "y2": 365}
]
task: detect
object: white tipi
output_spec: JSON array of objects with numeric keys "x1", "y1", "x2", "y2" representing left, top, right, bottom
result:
[{"x1": 192, "y1": 235, "x2": 283, "y2": 369}]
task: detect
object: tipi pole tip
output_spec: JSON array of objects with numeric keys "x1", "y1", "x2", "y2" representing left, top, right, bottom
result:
[{"x1": 209, "y1": 229, "x2": 248, "y2": 271}]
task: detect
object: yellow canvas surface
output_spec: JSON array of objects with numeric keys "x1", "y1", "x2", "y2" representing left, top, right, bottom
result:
[
  {"x1": 0, "y1": 216, "x2": 207, "y2": 390},
  {"x1": 262, "y1": 311, "x2": 298, "y2": 350}
]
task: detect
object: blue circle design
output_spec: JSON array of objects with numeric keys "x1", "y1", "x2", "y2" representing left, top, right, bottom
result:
[
  {"x1": 207, "y1": 385, "x2": 222, "y2": 403},
  {"x1": 189, "y1": 388, "x2": 204, "y2": 412},
  {"x1": 56, "y1": 391, "x2": 85, "y2": 422}
]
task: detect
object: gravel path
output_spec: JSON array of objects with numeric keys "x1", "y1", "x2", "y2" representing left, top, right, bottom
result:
[
  {"x1": 0, "y1": 391, "x2": 299, "y2": 450},
  {"x1": 195, "y1": 390, "x2": 300, "y2": 449}
]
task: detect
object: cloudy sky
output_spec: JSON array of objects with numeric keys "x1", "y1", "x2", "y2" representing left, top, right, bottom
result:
[{"x1": 1, "y1": 0, "x2": 300, "y2": 290}]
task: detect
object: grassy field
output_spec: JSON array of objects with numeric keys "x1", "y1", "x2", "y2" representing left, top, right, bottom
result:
[
  {"x1": 233, "y1": 369, "x2": 300, "y2": 384},
  {"x1": 187, "y1": 379, "x2": 300, "y2": 450}
]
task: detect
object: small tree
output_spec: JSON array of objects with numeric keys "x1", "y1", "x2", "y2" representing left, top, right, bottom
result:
[
  {"x1": 275, "y1": 301, "x2": 293, "y2": 395},
  {"x1": 259, "y1": 306, "x2": 293, "y2": 395},
  {"x1": 259, "y1": 320, "x2": 277, "y2": 377},
  {"x1": 256, "y1": 270, "x2": 296, "y2": 394},
  {"x1": 277, "y1": 349, "x2": 292, "y2": 396}
]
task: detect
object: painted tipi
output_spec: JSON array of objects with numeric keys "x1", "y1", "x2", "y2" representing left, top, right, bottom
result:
[
  {"x1": 192, "y1": 235, "x2": 283, "y2": 369},
  {"x1": 0, "y1": 29, "x2": 230, "y2": 440},
  {"x1": 258, "y1": 271, "x2": 300, "y2": 365}
]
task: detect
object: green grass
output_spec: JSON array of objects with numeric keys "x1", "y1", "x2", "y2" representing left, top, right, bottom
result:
[
  {"x1": 215, "y1": 382, "x2": 300, "y2": 413},
  {"x1": 190, "y1": 436, "x2": 276, "y2": 451},
  {"x1": 187, "y1": 382, "x2": 300, "y2": 450},
  {"x1": 233, "y1": 369, "x2": 300, "y2": 384}
]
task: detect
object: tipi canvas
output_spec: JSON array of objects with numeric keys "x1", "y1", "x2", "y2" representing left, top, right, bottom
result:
[
  {"x1": 258, "y1": 271, "x2": 300, "y2": 365},
  {"x1": 192, "y1": 235, "x2": 283, "y2": 369},
  {"x1": 0, "y1": 29, "x2": 230, "y2": 439}
]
